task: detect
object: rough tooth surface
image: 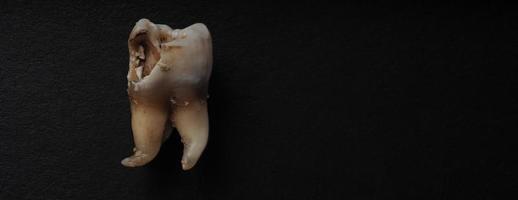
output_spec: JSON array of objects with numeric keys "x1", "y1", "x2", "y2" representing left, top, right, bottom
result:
[{"x1": 122, "y1": 19, "x2": 212, "y2": 170}]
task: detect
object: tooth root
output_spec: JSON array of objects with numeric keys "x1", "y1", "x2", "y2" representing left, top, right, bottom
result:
[
  {"x1": 121, "y1": 102, "x2": 168, "y2": 167},
  {"x1": 173, "y1": 99, "x2": 209, "y2": 170}
]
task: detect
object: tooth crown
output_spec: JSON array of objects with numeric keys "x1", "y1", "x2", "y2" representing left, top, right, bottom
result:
[{"x1": 122, "y1": 19, "x2": 212, "y2": 170}]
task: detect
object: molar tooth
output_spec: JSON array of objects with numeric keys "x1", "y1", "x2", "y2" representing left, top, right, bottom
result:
[{"x1": 124, "y1": 21, "x2": 212, "y2": 170}]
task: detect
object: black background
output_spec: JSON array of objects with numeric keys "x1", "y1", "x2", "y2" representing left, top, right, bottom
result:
[{"x1": 1, "y1": 1, "x2": 517, "y2": 199}]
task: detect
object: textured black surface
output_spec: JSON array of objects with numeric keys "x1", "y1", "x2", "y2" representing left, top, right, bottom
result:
[{"x1": 1, "y1": 1, "x2": 517, "y2": 199}]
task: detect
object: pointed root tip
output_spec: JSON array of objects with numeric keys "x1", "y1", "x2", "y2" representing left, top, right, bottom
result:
[
  {"x1": 121, "y1": 157, "x2": 137, "y2": 167},
  {"x1": 121, "y1": 153, "x2": 151, "y2": 168},
  {"x1": 181, "y1": 159, "x2": 194, "y2": 171}
]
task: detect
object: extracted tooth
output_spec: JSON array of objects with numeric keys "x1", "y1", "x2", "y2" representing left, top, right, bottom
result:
[{"x1": 124, "y1": 20, "x2": 212, "y2": 170}]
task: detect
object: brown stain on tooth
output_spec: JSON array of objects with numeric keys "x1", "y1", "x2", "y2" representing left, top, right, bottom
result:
[{"x1": 158, "y1": 62, "x2": 170, "y2": 72}]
